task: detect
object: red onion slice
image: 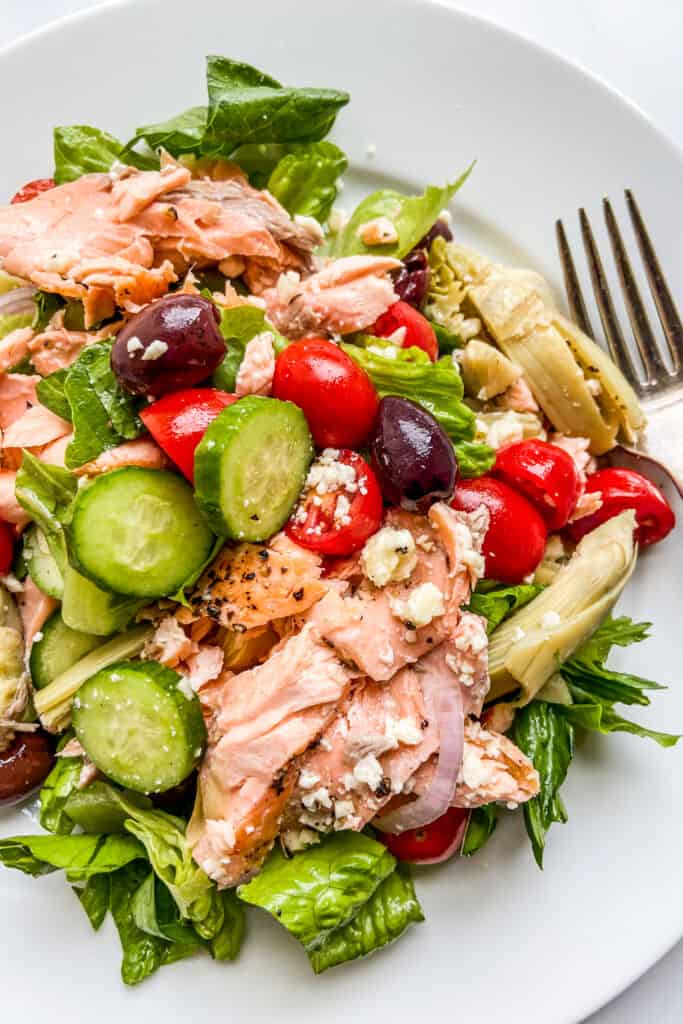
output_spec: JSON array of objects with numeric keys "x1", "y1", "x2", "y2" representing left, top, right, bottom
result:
[
  {"x1": 0, "y1": 286, "x2": 35, "y2": 318},
  {"x1": 375, "y1": 674, "x2": 464, "y2": 834}
]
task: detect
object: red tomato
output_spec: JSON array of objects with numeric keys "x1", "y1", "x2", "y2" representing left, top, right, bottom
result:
[
  {"x1": 272, "y1": 337, "x2": 379, "y2": 448},
  {"x1": 379, "y1": 807, "x2": 469, "y2": 863},
  {"x1": 566, "y1": 467, "x2": 675, "y2": 547},
  {"x1": 0, "y1": 521, "x2": 14, "y2": 577},
  {"x1": 493, "y1": 439, "x2": 581, "y2": 531},
  {"x1": 373, "y1": 300, "x2": 439, "y2": 361},
  {"x1": 285, "y1": 450, "x2": 383, "y2": 556},
  {"x1": 10, "y1": 178, "x2": 55, "y2": 204},
  {"x1": 140, "y1": 388, "x2": 237, "y2": 482},
  {"x1": 451, "y1": 476, "x2": 547, "y2": 584}
]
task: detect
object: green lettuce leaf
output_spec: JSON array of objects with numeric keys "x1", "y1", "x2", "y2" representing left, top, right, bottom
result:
[
  {"x1": 230, "y1": 142, "x2": 293, "y2": 187},
  {"x1": 131, "y1": 872, "x2": 204, "y2": 947},
  {"x1": 462, "y1": 805, "x2": 498, "y2": 856},
  {"x1": 123, "y1": 106, "x2": 207, "y2": 158},
  {"x1": 0, "y1": 833, "x2": 144, "y2": 877},
  {"x1": 453, "y1": 440, "x2": 496, "y2": 479},
  {"x1": 32, "y1": 291, "x2": 65, "y2": 331},
  {"x1": 267, "y1": 141, "x2": 347, "y2": 222},
  {"x1": 63, "y1": 340, "x2": 146, "y2": 469},
  {"x1": 342, "y1": 339, "x2": 475, "y2": 442},
  {"x1": 109, "y1": 864, "x2": 181, "y2": 985},
  {"x1": 0, "y1": 311, "x2": 33, "y2": 341},
  {"x1": 308, "y1": 864, "x2": 423, "y2": 973},
  {"x1": 332, "y1": 165, "x2": 473, "y2": 259},
  {"x1": 14, "y1": 451, "x2": 77, "y2": 573},
  {"x1": 54, "y1": 125, "x2": 157, "y2": 184},
  {"x1": 213, "y1": 305, "x2": 287, "y2": 392},
  {"x1": 468, "y1": 581, "x2": 545, "y2": 634},
  {"x1": 558, "y1": 693, "x2": 679, "y2": 747},
  {"x1": 74, "y1": 873, "x2": 111, "y2": 930},
  {"x1": 39, "y1": 742, "x2": 83, "y2": 834},
  {"x1": 204, "y1": 55, "x2": 349, "y2": 154},
  {"x1": 209, "y1": 890, "x2": 246, "y2": 961},
  {"x1": 36, "y1": 369, "x2": 71, "y2": 422},
  {"x1": 239, "y1": 831, "x2": 396, "y2": 951},
  {"x1": 512, "y1": 701, "x2": 574, "y2": 868}
]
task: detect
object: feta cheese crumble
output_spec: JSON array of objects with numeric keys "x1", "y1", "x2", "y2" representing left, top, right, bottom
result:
[
  {"x1": 353, "y1": 753, "x2": 383, "y2": 791},
  {"x1": 360, "y1": 527, "x2": 418, "y2": 587},
  {"x1": 126, "y1": 335, "x2": 144, "y2": 355},
  {"x1": 141, "y1": 339, "x2": 169, "y2": 361},
  {"x1": 390, "y1": 582, "x2": 445, "y2": 628},
  {"x1": 305, "y1": 449, "x2": 358, "y2": 495}
]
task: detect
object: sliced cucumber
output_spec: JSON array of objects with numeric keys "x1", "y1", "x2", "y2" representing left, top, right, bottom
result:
[
  {"x1": 29, "y1": 609, "x2": 105, "y2": 689},
  {"x1": 70, "y1": 468, "x2": 215, "y2": 599},
  {"x1": 23, "y1": 526, "x2": 64, "y2": 599},
  {"x1": 61, "y1": 565, "x2": 142, "y2": 637},
  {"x1": 194, "y1": 395, "x2": 313, "y2": 542},
  {"x1": 72, "y1": 661, "x2": 206, "y2": 794}
]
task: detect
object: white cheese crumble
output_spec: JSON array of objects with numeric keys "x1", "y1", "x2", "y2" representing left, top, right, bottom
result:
[
  {"x1": 360, "y1": 527, "x2": 417, "y2": 587},
  {"x1": 334, "y1": 493, "x2": 352, "y2": 527},
  {"x1": 176, "y1": 676, "x2": 194, "y2": 701},
  {"x1": 385, "y1": 717, "x2": 423, "y2": 746},
  {"x1": 390, "y1": 582, "x2": 445, "y2": 628},
  {"x1": 353, "y1": 753, "x2": 383, "y2": 791},
  {"x1": 334, "y1": 799, "x2": 356, "y2": 821},
  {"x1": 293, "y1": 214, "x2": 325, "y2": 243},
  {"x1": 301, "y1": 787, "x2": 332, "y2": 811},
  {"x1": 126, "y1": 335, "x2": 144, "y2": 355},
  {"x1": 298, "y1": 769, "x2": 320, "y2": 790},
  {"x1": 141, "y1": 339, "x2": 169, "y2": 361},
  {"x1": 541, "y1": 611, "x2": 561, "y2": 629},
  {"x1": 305, "y1": 449, "x2": 358, "y2": 495},
  {"x1": 476, "y1": 410, "x2": 526, "y2": 449},
  {"x1": 283, "y1": 828, "x2": 321, "y2": 852},
  {"x1": 357, "y1": 216, "x2": 398, "y2": 246}
]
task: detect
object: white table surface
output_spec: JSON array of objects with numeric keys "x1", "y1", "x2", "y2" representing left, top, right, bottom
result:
[{"x1": 2, "y1": 1, "x2": 682, "y2": 1020}]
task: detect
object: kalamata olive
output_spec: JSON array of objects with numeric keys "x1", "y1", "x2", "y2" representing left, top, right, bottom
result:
[
  {"x1": 0, "y1": 730, "x2": 55, "y2": 805},
  {"x1": 111, "y1": 294, "x2": 225, "y2": 397},
  {"x1": 419, "y1": 217, "x2": 453, "y2": 249},
  {"x1": 151, "y1": 771, "x2": 197, "y2": 817},
  {"x1": 370, "y1": 396, "x2": 458, "y2": 510},
  {"x1": 393, "y1": 248, "x2": 430, "y2": 309}
]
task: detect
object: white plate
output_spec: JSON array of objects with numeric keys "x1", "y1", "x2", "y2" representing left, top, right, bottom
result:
[{"x1": 1, "y1": 2, "x2": 682, "y2": 1021}]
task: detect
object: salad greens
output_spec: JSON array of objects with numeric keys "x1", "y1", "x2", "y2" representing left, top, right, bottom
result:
[
  {"x1": 453, "y1": 439, "x2": 496, "y2": 478},
  {"x1": 213, "y1": 305, "x2": 286, "y2": 392},
  {"x1": 54, "y1": 125, "x2": 156, "y2": 185},
  {"x1": 15, "y1": 452, "x2": 77, "y2": 574},
  {"x1": 462, "y1": 805, "x2": 499, "y2": 856},
  {"x1": 266, "y1": 140, "x2": 347, "y2": 221},
  {"x1": 38, "y1": 742, "x2": 82, "y2": 835},
  {"x1": 0, "y1": 832, "x2": 145, "y2": 877},
  {"x1": 469, "y1": 581, "x2": 545, "y2": 634},
  {"x1": 36, "y1": 369, "x2": 71, "y2": 422}
]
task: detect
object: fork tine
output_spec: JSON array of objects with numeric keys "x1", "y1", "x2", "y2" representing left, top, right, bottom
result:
[
  {"x1": 602, "y1": 197, "x2": 670, "y2": 384},
  {"x1": 555, "y1": 219, "x2": 594, "y2": 337},
  {"x1": 578, "y1": 208, "x2": 642, "y2": 388},
  {"x1": 625, "y1": 189, "x2": 682, "y2": 373}
]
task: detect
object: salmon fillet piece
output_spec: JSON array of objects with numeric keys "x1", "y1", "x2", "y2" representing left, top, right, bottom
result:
[
  {"x1": 17, "y1": 577, "x2": 58, "y2": 650},
  {"x1": 72, "y1": 438, "x2": 169, "y2": 477},
  {"x1": 0, "y1": 374, "x2": 40, "y2": 431},
  {"x1": 188, "y1": 623, "x2": 352, "y2": 886}
]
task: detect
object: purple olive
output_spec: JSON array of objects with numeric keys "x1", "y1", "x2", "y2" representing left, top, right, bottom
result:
[
  {"x1": 111, "y1": 294, "x2": 225, "y2": 396},
  {"x1": 0, "y1": 730, "x2": 55, "y2": 806},
  {"x1": 370, "y1": 396, "x2": 458, "y2": 511},
  {"x1": 393, "y1": 248, "x2": 430, "y2": 309},
  {"x1": 419, "y1": 217, "x2": 453, "y2": 249}
]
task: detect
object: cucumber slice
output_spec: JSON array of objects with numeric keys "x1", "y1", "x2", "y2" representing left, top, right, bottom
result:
[
  {"x1": 62, "y1": 565, "x2": 142, "y2": 636},
  {"x1": 72, "y1": 661, "x2": 206, "y2": 794},
  {"x1": 23, "y1": 526, "x2": 64, "y2": 599},
  {"x1": 194, "y1": 395, "x2": 313, "y2": 541},
  {"x1": 70, "y1": 468, "x2": 215, "y2": 599},
  {"x1": 29, "y1": 610, "x2": 105, "y2": 689}
]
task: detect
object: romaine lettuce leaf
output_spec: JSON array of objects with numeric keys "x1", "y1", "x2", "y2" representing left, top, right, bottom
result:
[
  {"x1": 204, "y1": 55, "x2": 349, "y2": 154},
  {"x1": 74, "y1": 873, "x2": 110, "y2": 930},
  {"x1": 123, "y1": 106, "x2": 207, "y2": 159},
  {"x1": 453, "y1": 439, "x2": 496, "y2": 479},
  {"x1": 342, "y1": 340, "x2": 476, "y2": 442},
  {"x1": 36, "y1": 369, "x2": 71, "y2": 422},
  {"x1": 53, "y1": 125, "x2": 157, "y2": 185},
  {"x1": 462, "y1": 805, "x2": 498, "y2": 856},
  {"x1": 213, "y1": 304, "x2": 287, "y2": 392},
  {"x1": 239, "y1": 831, "x2": 396, "y2": 951},
  {"x1": 14, "y1": 451, "x2": 77, "y2": 573},
  {"x1": 0, "y1": 832, "x2": 145, "y2": 877},
  {"x1": 39, "y1": 743, "x2": 82, "y2": 835},
  {"x1": 208, "y1": 890, "x2": 246, "y2": 961},
  {"x1": 308, "y1": 864, "x2": 423, "y2": 973},
  {"x1": 468, "y1": 581, "x2": 545, "y2": 634},
  {"x1": 131, "y1": 872, "x2": 205, "y2": 947},
  {"x1": 230, "y1": 142, "x2": 293, "y2": 187},
  {"x1": 267, "y1": 141, "x2": 347, "y2": 222},
  {"x1": 332, "y1": 165, "x2": 473, "y2": 259},
  {"x1": 63, "y1": 339, "x2": 146, "y2": 469}
]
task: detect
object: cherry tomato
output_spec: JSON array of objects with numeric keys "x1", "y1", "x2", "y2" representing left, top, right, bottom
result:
[
  {"x1": 0, "y1": 521, "x2": 14, "y2": 577},
  {"x1": 0, "y1": 730, "x2": 55, "y2": 805},
  {"x1": 566, "y1": 467, "x2": 675, "y2": 547},
  {"x1": 272, "y1": 337, "x2": 379, "y2": 448},
  {"x1": 379, "y1": 807, "x2": 469, "y2": 863},
  {"x1": 140, "y1": 388, "x2": 238, "y2": 482},
  {"x1": 451, "y1": 476, "x2": 547, "y2": 584},
  {"x1": 373, "y1": 300, "x2": 439, "y2": 361},
  {"x1": 10, "y1": 178, "x2": 55, "y2": 204},
  {"x1": 493, "y1": 439, "x2": 581, "y2": 531},
  {"x1": 285, "y1": 450, "x2": 383, "y2": 556}
]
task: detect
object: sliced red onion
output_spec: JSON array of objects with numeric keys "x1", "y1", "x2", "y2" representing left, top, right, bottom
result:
[
  {"x1": 375, "y1": 674, "x2": 464, "y2": 834},
  {"x1": 0, "y1": 286, "x2": 35, "y2": 318}
]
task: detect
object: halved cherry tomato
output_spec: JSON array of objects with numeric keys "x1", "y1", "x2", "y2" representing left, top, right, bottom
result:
[
  {"x1": 451, "y1": 476, "x2": 547, "y2": 584},
  {"x1": 566, "y1": 467, "x2": 675, "y2": 547},
  {"x1": 285, "y1": 450, "x2": 383, "y2": 556},
  {"x1": 10, "y1": 178, "x2": 55, "y2": 204},
  {"x1": 0, "y1": 521, "x2": 14, "y2": 577},
  {"x1": 379, "y1": 807, "x2": 469, "y2": 863},
  {"x1": 493, "y1": 439, "x2": 581, "y2": 530},
  {"x1": 373, "y1": 300, "x2": 439, "y2": 361},
  {"x1": 272, "y1": 337, "x2": 379, "y2": 449},
  {"x1": 140, "y1": 388, "x2": 237, "y2": 482}
]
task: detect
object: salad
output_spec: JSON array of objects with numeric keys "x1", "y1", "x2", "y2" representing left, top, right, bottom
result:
[{"x1": 0, "y1": 55, "x2": 678, "y2": 984}]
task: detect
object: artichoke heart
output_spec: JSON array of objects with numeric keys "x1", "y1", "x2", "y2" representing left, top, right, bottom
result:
[
  {"x1": 461, "y1": 339, "x2": 520, "y2": 400},
  {"x1": 488, "y1": 511, "x2": 637, "y2": 705},
  {"x1": 0, "y1": 584, "x2": 29, "y2": 751},
  {"x1": 434, "y1": 242, "x2": 645, "y2": 453}
]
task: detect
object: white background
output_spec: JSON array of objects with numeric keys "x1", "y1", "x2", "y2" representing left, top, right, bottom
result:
[{"x1": 2, "y1": 1, "x2": 682, "y2": 1020}]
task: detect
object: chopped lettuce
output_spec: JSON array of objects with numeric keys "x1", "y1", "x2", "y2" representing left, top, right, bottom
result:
[
  {"x1": 204, "y1": 55, "x2": 349, "y2": 154},
  {"x1": 462, "y1": 805, "x2": 498, "y2": 856},
  {"x1": 342, "y1": 339, "x2": 476, "y2": 443},
  {"x1": 75, "y1": 873, "x2": 110, "y2": 930},
  {"x1": 267, "y1": 141, "x2": 347, "y2": 222},
  {"x1": 15, "y1": 451, "x2": 77, "y2": 574},
  {"x1": 0, "y1": 832, "x2": 145, "y2": 878},
  {"x1": 39, "y1": 741, "x2": 82, "y2": 835},
  {"x1": 453, "y1": 439, "x2": 496, "y2": 479},
  {"x1": 468, "y1": 581, "x2": 545, "y2": 635},
  {"x1": 213, "y1": 304, "x2": 287, "y2": 392},
  {"x1": 239, "y1": 831, "x2": 396, "y2": 951},
  {"x1": 63, "y1": 340, "x2": 146, "y2": 469},
  {"x1": 53, "y1": 125, "x2": 157, "y2": 184},
  {"x1": 332, "y1": 165, "x2": 473, "y2": 259},
  {"x1": 36, "y1": 369, "x2": 71, "y2": 422},
  {"x1": 309, "y1": 864, "x2": 423, "y2": 973}
]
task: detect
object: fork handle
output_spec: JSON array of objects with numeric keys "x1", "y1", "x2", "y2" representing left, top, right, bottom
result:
[{"x1": 613, "y1": 396, "x2": 683, "y2": 500}]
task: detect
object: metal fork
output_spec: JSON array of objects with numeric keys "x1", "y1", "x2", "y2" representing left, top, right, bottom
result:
[{"x1": 556, "y1": 190, "x2": 683, "y2": 498}]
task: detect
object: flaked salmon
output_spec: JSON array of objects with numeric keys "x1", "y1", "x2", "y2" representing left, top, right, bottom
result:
[
  {"x1": 0, "y1": 327, "x2": 34, "y2": 374},
  {"x1": 0, "y1": 374, "x2": 40, "y2": 431},
  {"x1": 17, "y1": 577, "x2": 58, "y2": 650},
  {"x1": 1, "y1": 404, "x2": 70, "y2": 450},
  {"x1": 72, "y1": 438, "x2": 170, "y2": 477}
]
